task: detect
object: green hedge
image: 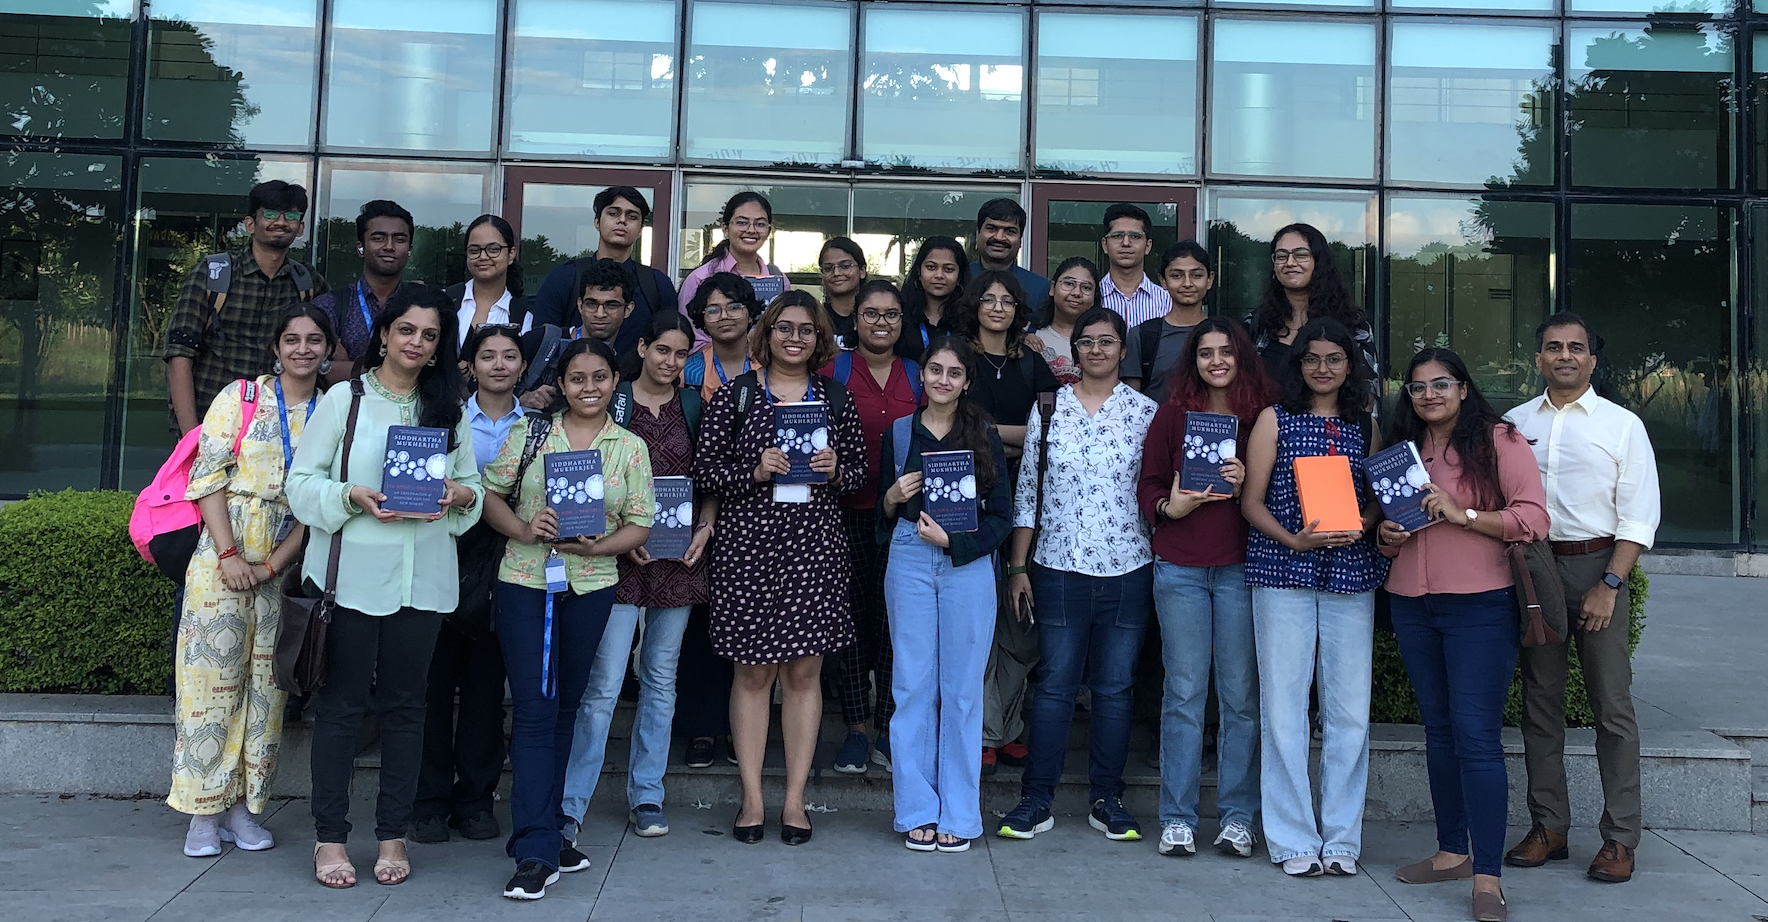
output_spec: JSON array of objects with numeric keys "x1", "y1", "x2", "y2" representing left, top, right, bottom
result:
[
  {"x1": 0, "y1": 490, "x2": 176, "y2": 694},
  {"x1": 1371, "y1": 566, "x2": 1649, "y2": 727}
]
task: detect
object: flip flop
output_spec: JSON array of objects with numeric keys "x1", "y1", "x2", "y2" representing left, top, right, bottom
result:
[
  {"x1": 905, "y1": 823, "x2": 938, "y2": 852},
  {"x1": 313, "y1": 842, "x2": 355, "y2": 890}
]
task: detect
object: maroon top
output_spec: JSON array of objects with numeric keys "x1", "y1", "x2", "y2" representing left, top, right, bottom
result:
[
  {"x1": 1136, "y1": 402, "x2": 1251, "y2": 569},
  {"x1": 820, "y1": 355, "x2": 922, "y2": 511},
  {"x1": 616, "y1": 392, "x2": 709, "y2": 607}
]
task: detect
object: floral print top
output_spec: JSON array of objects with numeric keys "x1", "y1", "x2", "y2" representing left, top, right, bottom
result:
[{"x1": 1013, "y1": 382, "x2": 1159, "y2": 577}]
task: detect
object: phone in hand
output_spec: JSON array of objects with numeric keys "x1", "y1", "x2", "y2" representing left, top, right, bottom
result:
[{"x1": 1017, "y1": 594, "x2": 1035, "y2": 626}]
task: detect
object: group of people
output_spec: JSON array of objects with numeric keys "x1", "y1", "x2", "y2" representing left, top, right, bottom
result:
[{"x1": 158, "y1": 181, "x2": 1660, "y2": 922}]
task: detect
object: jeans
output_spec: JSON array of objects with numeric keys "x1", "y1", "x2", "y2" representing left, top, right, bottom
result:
[
  {"x1": 1020, "y1": 563, "x2": 1153, "y2": 808},
  {"x1": 883, "y1": 520, "x2": 995, "y2": 838},
  {"x1": 310, "y1": 605, "x2": 445, "y2": 843},
  {"x1": 1390, "y1": 588, "x2": 1517, "y2": 877},
  {"x1": 413, "y1": 618, "x2": 506, "y2": 823},
  {"x1": 496, "y1": 582, "x2": 615, "y2": 868},
  {"x1": 1251, "y1": 587, "x2": 1373, "y2": 863},
  {"x1": 561, "y1": 602, "x2": 691, "y2": 820},
  {"x1": 1153, "y1": 561, "x2": 1259, "y2": 830}
]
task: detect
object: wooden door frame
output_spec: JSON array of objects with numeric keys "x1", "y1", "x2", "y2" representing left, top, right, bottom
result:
[
  {"x1": 501, "y1": 165, "x2": 676, "y2": 272},
  {"x1": 1029, "y1": 182, "x2": 1199, "y2": 276}
]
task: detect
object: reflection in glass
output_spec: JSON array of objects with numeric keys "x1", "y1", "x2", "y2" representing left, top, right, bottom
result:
[
  {"x1": 683, "y1": 1, "x2": 851, "y2": 165},
  {"x1": 0, "y1": 2, "x2": 132, "y2": 139},
  {"x1": 0, "y1": 152, "x2": 122, "y2": 494},
  {"x1": 1044, "y1": 199, "x2": 1184, "y2": 282},
  {"x1": 323, "y1": 0, "x2": 498, "y2": 152},
  {"x1": 1568, "y1": 0, "x2": 1717, "y2": 12},
  {"x1": 1210, "y1": 18, "x2": 1377, "y2": 180},
  {"x1": 861, "y1": 7, "x2": 1025, "y2": 171},
  {"x1": 1390, "y1": 0, "x2": 1554, "y2": 10},
  {"x1": 679, "y1": 181, "x2": 848, "y2": 291},
  {"x1": 506, "y1": 0, "x2": 675, "y2": 158},
  {"x1": 145, "y1": 0, "x2": 319, "y2": 148},
  {"x1": 515, "y1": 181, "x2": 660, "y2": 296},
  {"x1": 1753, "y1": 33, "x2": 1768, "y2": 191},
  {"x1": 852, "y1": 186, "x2": 1014, "y2": 281},
  {"x1": 1566, "y1": 22, "x2": 1734, "y2": 190},
  {"x1": 1034, "y1": 12, "x2": 1198, "y2": 176},
  {"x1": 1753, "y1": 206, "x2": 1768, "y2": 547},
  {"x1": 317, "y1": 162, "x2": 492, "y2": 292},
  {"x1": 1388, "y1": 22, "x2": 1555, "y2": 188},
  {"x1": 1206, "y1": 189, "x2": 1376, "y2": 327},
  {"x1": 1567, "y1": 203, "x2": 1736, "y2": 544}
]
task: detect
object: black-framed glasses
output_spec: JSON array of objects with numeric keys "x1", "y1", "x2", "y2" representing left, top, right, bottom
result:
[
  {"x1": 257, "y1": 208, "x2": 304, "y2": 222},
  {"x1": 1272, "y1": 248, "x2": 1314, "y2": 265},
  {"x1": 467, "y1": 243, "x2": 508, "y2": 258},
  {"x1": 579, "y1": 297, "x2": 626, "y2": 314},
  {"x1": 860, "y1": 309, "x2": 902, "y2": 324},
  {"x1": 702, "y1": 303, "x2": 748, "y2": 320},
  {"x1": 1404, "y1": 377, "x2": 1461, "y2": 398}
]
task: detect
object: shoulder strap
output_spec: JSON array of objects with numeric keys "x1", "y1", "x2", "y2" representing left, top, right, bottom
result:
[
  {"x1": 322, "y1": 379, "x2": 367, "y2": 604},
  {"x1": 730, "y1": 370, "x2": 760, "y2": 440},
  {"x1": 1031, "y1": 390, "x2": 1058, "y2": 542},
  {"x1": 1139, "y1": 318, "x2": 1163, "y2": 384},
  {"x1": 903, "y1": 358, "x2": 923, "y2": 402},
  {"x1": 287, "y1": 260, "x2": 315, "y2": 301},
  {"x1": 444, "y1": 281, "x2": 467, "y2": 308},
  {"x1": 204, "y1": 253, "x2": 232, "y2": 316},
  {"x1": 824, "y1": 376, "x2": 850, "y2": 424},
  {"x1": 680, "y1": 387, "x2": 703, "y2": 444},
  {"x1": 233, "y1": 379, "x2": 259, "y2": 457},
  {"x1": 635, "y1": 263, "x2": 661, "y2": 316},
  {"x1": 891, "y1": 414, "x2": 914, "y2": 479},
  {"x1": 833, "y1": 350, "x2": 853, "y2": 385},
  {"x1": 512, "y1": 413, "x2": 553, "y2": 504},
  {"x1": 610, "y1": 381, "x2": 635, "y2": 428}
]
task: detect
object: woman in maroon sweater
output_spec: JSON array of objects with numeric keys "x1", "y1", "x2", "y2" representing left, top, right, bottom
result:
[{"x1": 1136, "y1": 316, "x2": 1273, "y2": 858}]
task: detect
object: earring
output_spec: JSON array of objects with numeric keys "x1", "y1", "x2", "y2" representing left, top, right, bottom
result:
[
  {"x1": 427, "y1": 354, "x2": 437, "y2": 366},
  {"x1": 379, "y1": 344, "x2": 387, "y2": 357},
  {"x1": 273, "y1": 359, "x2": 285, "y2": 375},
  {"x1": 319, "y1": 359, "x2": 332, "y2": 376}
]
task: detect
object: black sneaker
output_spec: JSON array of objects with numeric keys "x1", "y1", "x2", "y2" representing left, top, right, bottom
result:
[
  {"x1": 454, "y1": 810, "x2": 499, "y2": 840},
  {"x1": 503, "y1": 860, "x2": 559, "y2": 900},
  {"x1": 723, "y1": 735, "x2": 738, "y2": 765},
  {"x1": 685, "y1": 737, "x2": 715, "y2": 769},
  {"x1": 558, "y1": 845, "x2": 592, "y2": 873},
  {"x1": 997, "y1": 797, "x2": 1054, "y2": 840},
  {"x1": 1088, "y1": 797, "x2": 1142, "y2": 841},
  {"x1": 408, "y1": 815, "x2": 449, "y2": 844}
]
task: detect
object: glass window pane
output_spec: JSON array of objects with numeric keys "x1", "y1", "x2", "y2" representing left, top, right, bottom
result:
[
  {"x1": 1385, "y1": 196, "x2": 1552, "y2": 407},
  {"x1": 1569, "y1": 0, "x2": 1711, "y2": 13},
  {"x1": 1754, "y1": 32, "x2": 1768, "y2": 192},
  {"x1": 1034, "y1": 12, "x2": 1198, "y2": 176},
  {"x1": 861, "y1": 7, "x2": 1026, "y2": 171},
  {"x1": 0, "y1": 152, "x2": 122, "y2": 494},
  {"x1": 679, "y1": 181, "x2": 848, "y2": 288},
  {"x1": 852, "y1": 185, "x2": 1014, "y2": 282},
  {"x1": 1567, "y1": 22, "x2": 1735, "y2": 190},
  {"x1": 144, "y1": 0, "x2": 319, "y2": 148},
  {"x1": 125, "y1": 156, "x2": 312, "y2": 490},
  {"x1": 323, "y1": 0, "x2": 498, "y2": 153},
  {"x1": 1752, "y1": 206, "x2": 1768, "y2": 548},
  {"x1": 0, "y1": 2, "x2": 131, "y2": 140},
  {"x1": 515, "y1": 180, "x2": 663, "y2": 293},
  {"x1": 1214, "y1": 0, "x2": 1373, "y2": 7},
  {"x1": 683, "y1": 1, "x2": 852, "y2": 165},
  {"x1": 1210, "y1": 19, "x2": 1377, "y2": 180},
  {"x1": 1391, "y1": 0, "x2": 1555, "y2": 11},
  {"x1": 1043, "y1": 196, "x2": 1187, "y2": 282},
  {"x1": 1567, "y1": 203, "x2": 1737, "y2": 545},
  {"x1": 506, "y1": 0, "x2": 675, "y2": 159},
  {"x1": 1206, "y1": 188, "x2": 1376, "y2": 328},
  {"x1": 317, "y1": 161, "x2": 492, "y2": 292},
  {"x1": 1388, "y1": 21, "x2": 1555, "y2": 188}
]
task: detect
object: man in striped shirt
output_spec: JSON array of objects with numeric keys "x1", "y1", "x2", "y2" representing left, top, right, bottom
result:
[{"x1": 1099, "y1": 203, "x2": 1171, "y2": 328}]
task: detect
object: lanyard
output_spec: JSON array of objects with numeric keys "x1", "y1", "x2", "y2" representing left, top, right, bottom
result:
[
  {"x1": 761, "y1": 369, "x2": 814, "y2": 406},
  {"x1": 1323, "y1": 417, "x2": 1342, "y2": 456},
  {"x1": 711, "y1": 351, "x2": 749, "y2": 385},
  {"x1": 354, "y1": 281, "x2": 375, "y2": 334},
  {"x1": 541, "y1": 551, "x2": 567, "y2": 700},
  {"x1": 919, "y1": 322, "x2": 931, "y2": 349},
  {"x1": 273, "y1": 378, "x2": 316, "y2": 473}
]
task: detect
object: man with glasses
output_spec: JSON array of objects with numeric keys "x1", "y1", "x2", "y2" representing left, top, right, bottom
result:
[
  {"x1": 970, "y1": 198, "x2": 1050, "y2": 310},
  {"x1": 532, "y1": 186, "x2": 677, "y2": 355},
  {"x1": 1099, "y1": 204, "x2": 1171, "y2": 328},
  {"x1": 313, "y1": 199, "x2": 414, "y2": 381},
  {"x1": 164, "y1": 179, "x2": 328, "y2": 434}
]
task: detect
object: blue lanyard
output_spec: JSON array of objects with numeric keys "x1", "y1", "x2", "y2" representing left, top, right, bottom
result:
[
  {"x1": 272, "y1": 378, "x2": 316, "y2": 473},
  {"x1": 711, "y1": 351, "x2": 749, "y2": 385},
  {"x1": 761, "y1": 369, "x2": 815, "y2": 406},
  {"x1": 354, "y1": 281, "x2": 375, "y2": 334},
  {"x1": 919, "y1": 322, "x2": 931, "y2": 348},
  {"x1": 541, "y1": 591, "x2": 556, "y2": 700}
]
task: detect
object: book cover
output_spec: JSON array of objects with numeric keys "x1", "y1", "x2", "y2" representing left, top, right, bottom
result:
[
  {"x1": 645, "y1": 476, "x2": 694, "y2": 559},
  {"x1": 1180, "y1": 411, "x2": 1239, "y2": 495},
  {"x1": 921, "y1": 450, "x2": 978, "y2": 533},
  {"x1": 544, "y1": 449, "x2": 605, "y2": 540},
  {"x1": 1364, "y1": 441, "x2": 1435, "y2": 533},
  {"x1": 381, "y1": 426, "x2": 449, "y2": 516},
  {"x1": 774, "y1": 401, "x2": 829, "y2": 485},
  {"x1": 748, "y1": 275, "x2": 786, "y2": 305},
  {"x1": 1292, "y1": 454, "x2": 1363, "y2": 533}
]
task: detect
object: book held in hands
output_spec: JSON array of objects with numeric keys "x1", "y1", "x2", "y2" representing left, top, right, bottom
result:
[
  {"x1": 1180, "y1": 411, "x2": 1239, "y2": 494},
  {"x1": 1364, "y1": 441, "x2": 1435, "y2": 533},
  {"x1": 645, "y1": 476, "x2": 694, "y2": 559},
  {"x1": 774, "y1": 401, "x2": 830, "y2": 486},
  {"x1": 381, "y1": 426, "x2": 450, "y2": 516},
  {"x1": 545, "y1": 449, "x2": 605, "y2": 540},
  {"x1": 1292, "y1": 454, "x2": 1363, "y2": 533},
  {"x1": 748, "y1": 275, "x2": 786, "y2": 305},
  {"x1": 921, "y1": 450, "x2": 978, "y2": 533}
]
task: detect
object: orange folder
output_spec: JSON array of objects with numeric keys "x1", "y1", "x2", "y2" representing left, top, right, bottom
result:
[{"x1": 1293, "y1": 454, "x2": 1363, "y2": 533}]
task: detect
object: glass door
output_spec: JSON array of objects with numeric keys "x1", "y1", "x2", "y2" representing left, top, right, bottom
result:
[
  {"x1": 1030, "y1": 183, "x2": 1198, "y2": 282},
  {"x1": 502, "y1": 165, "x2": 674, "y2": 306}
]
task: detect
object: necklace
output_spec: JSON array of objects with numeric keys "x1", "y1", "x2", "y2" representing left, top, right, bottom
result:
[{"x1": 980, "y1": 351, "x2": 1009, "y2": 380}]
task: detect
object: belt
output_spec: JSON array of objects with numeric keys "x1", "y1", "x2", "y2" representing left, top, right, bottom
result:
[{"x1": 1550, "y1": 536, "x2": 1616, "y2": 556}]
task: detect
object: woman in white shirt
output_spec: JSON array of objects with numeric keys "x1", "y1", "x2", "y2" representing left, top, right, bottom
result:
[{"x1": 450, "y1": 214, "x2": 531, "y2": 346}]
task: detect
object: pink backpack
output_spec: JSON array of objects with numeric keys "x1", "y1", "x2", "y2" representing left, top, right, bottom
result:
[{"x1": 130, "y1": 380, "x2": 260, "y2": 582}]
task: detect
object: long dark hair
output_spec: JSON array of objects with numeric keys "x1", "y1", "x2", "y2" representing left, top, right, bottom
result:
[
  {"x1": 1251, "y1": 222, "x2": 1361, "y2": 346},
  {"x1": 1166, "y1": 316, "x2": 1271, "y2": 422},
  {"x1": 1032, "y1": 256, "x2": 1100, "y2": 331},
  {"x1": 547, "y1": 337, "x2": 621, "y2": 416},
  {"x1": 366, "y1": 285, "x2": 465, "y2": 450},
  {"x1": 952, "y1": 269, "x2": 1032, "y2": 358},
  {"x1": 700, "y1": 192, "x2": 772, "y2": 267},
  {"x1": 269, "y1": 304, "x2": 338, "y2": 383},
  {"x1": 852, "y1": 278, "x2": 904, "y2": 353},
  {"x1": 901, "y1": 236, "x2": 969, "y2": 332},
  {"x1": 819, "y1": 236, "x2": 867, "y2": 310},
  {"x1": 1384, "y1": 348, "x2": 1517, "y2": 510},
  {"x1": 1278, "y1": 318, "x2": 1373, "y2": 437},
  {"x1": 920, "y1": 334, "x2": 999, "y2": 495},
  {"x1": 465, "y1": 214, "x2": 524, "y2": 299}
]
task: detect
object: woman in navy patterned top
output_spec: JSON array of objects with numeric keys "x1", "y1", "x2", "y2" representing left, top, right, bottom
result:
[{"x1": 1241, "y1": 318, "x2": 1389, "y2": 878}]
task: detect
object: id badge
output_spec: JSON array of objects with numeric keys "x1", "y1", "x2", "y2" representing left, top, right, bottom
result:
[
  {"x1": 274, "y1": 514, "x2": 296, "y2": 544},
  {"x1": 544, "y1": 552, "x2": 569, "y2": 594}
]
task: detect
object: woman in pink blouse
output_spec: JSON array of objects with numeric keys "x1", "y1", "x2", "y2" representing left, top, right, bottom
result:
[{"x1": 1377, "y1": 348, "x2": 1547, "y2": 922}]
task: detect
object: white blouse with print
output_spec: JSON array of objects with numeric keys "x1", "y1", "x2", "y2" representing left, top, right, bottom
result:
[{"x1": 1013, "y1": 382, "x2": 1158, "y2": 577}]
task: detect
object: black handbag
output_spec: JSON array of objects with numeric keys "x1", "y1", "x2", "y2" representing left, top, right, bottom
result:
[
  {"x1": 448, "y1": 412, "x2": 552, "y2": 635},
  {"x1": 273, "y1": 378, "x2": 363, "y2": 696}
]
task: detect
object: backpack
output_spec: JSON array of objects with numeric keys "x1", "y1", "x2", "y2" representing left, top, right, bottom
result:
[
  {"x1": 199, "y1": 252, "x2": 316, "y2": 350},
  {"x1": 1136, "y1": 316, "x2": 1165, "y2": 385},
  {"x1": 729, "y1": 369, "x2": 850, "y2": 442},
  {"x1": 832, "y1": 351, "x2": 923, "y2": 403},
  {"x1": 131, "y1": 380, "x2": 262, "y2": 582},
  {"x1": 891, "y1": 414, "x2": 915, "y2": 479},
  {"x1": 609, "y1": 381, "x2": 703, "y2": 445}
]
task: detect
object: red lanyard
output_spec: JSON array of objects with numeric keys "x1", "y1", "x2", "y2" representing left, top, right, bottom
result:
[{"x1": 1323, "y1": 418, "x2": 1341, "y2": 456}]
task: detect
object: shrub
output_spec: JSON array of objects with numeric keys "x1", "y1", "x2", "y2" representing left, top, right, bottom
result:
[
  {"x1": 1371, "y1": 566, "x2": 1649, "y2": 727},
  {"x1": 0, "y1": 490, "x2": 176, "y2": 694}
]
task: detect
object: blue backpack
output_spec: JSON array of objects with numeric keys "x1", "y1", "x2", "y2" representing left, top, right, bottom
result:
[{"x1": 832, "y1": 352, "x2": 923, "y2": 404}]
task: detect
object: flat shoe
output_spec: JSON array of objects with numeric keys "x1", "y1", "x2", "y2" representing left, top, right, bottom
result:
[
  {"x1": 905, "y1": 824, "x2": 938, "y2": 852},
  {"x1": 1472, "y1": 888, "x2": 1508, "y2": 922},
  {"x1": 780, "y1": 814, "x2": 812, "y2": 846},
  {"x1": 732, "y1": 810, "x2": 764, "y2": 845},
  {"x1": 313, "y1": 842, "x2": 355, "y2": 889},
  {"x1": 1397, "y1": 855, "x2": 1474, "y2": 884}
]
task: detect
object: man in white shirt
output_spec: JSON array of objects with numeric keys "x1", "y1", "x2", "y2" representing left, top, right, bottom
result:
[
  {"x1": 1503, "y1": 312, "x2": 1660, "y2": 885},
  {"x1": 1099, "y1": 204, "x2": 1171, "y2": 328}
]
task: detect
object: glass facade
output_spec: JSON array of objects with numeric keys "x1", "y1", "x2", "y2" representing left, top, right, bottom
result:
[{"x1": 3, "y1": 0, "x2": 1767, "y2": 550}]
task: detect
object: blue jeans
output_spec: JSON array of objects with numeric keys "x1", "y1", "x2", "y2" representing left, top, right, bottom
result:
[
  {"x1": 495, "y1": 582, "x2": 614, "y2": 868},
  {"x1": 1153, "y1": 561, "x2": 1259, "y2": 829},
  {"x1": 561, "y1": 602, "x2": 691, "y2": 820},
  {"x1": 1020, "y1": 563, "x2": 1153, "y2": 808},
  {"x1": 1251, "y1": 587, "x2": 1373, "y2": 863},
  {"x1": 883, "y1": 520, "x2": 995, "y2": 838},
  {"x1": 1390, "y1": 589, "x2": 1517, "y2": 877}
]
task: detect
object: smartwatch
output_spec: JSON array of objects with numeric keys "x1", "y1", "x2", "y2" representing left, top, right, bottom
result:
[{"x1": 1602, "y1": 571, "x2": 1624, "y2": 590}]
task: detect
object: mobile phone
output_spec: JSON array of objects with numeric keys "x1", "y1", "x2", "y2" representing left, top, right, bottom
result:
[{"x1": 1017, "y1": 594, "x2": 1035, "y2": 626}]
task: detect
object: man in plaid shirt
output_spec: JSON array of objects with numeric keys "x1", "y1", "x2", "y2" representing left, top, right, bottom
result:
[{"x1": 163, "y1": 180, "x2": 330, "y2": 433}]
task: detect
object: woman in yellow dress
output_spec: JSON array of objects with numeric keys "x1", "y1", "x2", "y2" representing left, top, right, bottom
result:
[{"x1": 169, "y1": 305, "x2": 336, "y2": 858}]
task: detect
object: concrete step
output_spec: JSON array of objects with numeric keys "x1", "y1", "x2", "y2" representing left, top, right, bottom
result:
[
  {"x1": 1755, "y1": 765, "x2": 1768, "y2": 834},
  {"x1": 1712, "y1": 727, "x2": 1768, "y2": 766}
]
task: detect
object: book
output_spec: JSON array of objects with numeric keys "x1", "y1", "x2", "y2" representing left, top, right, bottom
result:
[
  {"x1": 748, "y1": 274, "x2": 786, "y2": 305},
  {"x1": 1292, "y1": 454, "x2": 1363, "y2": 533},
  {"x1": 774, "y1": 401, "x2": 829, "y2": 485},
  {"x1": 1364, "y1": 441, "x2": 1435, "y2": 533},
  {"x1": 380, "y1": 426, "x2": 449, "y2": 516},
  {"x1": 645, "y1": 476, "x2": 694, "y2": 559},
  {"x1": 544, "y1": 449, "x2": 605, "y2": 540},
  {"x1": 921, "y1": 450, "x2": 978, "y2": 533},
  {"x1": 1179, "y1": 411, "x2": 1239, "y2": 495}
]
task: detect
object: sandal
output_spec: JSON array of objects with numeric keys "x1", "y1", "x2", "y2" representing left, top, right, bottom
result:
[
  {"x1": 313, "y1": 842, "x2": 355, "y2": 889},
  {"x1": 936, "y1": 833, "x2": 971, "y2": 854},
  {"x1": 905, "y1": 823, "x2": 938, "y2": 852},
  {"x1": 373, "y1": 839, "x2": 411, "y2": 886}
]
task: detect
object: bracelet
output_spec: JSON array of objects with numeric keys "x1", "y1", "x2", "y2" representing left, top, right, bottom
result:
[
  {"x1": 1006, "y1": 564, "x2": 1028, "y2": 576},
  {"x1": 261, "y1": 561, "x2": 277, "y2": 580},
  {"x1": 694, "y1": 522, "x2": 714, "y2": 531},
  {"x1": 217, "y1": 545, "x2": 241, "y2": 561}
]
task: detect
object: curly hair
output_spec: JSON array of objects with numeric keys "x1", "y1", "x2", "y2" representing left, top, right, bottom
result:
[
  {"x1": 749, "y1": 290, "x2": 839, "y2": 370},
  {"x1": 1250, "y1": 223, "x2": 1363, "y2": 347}
]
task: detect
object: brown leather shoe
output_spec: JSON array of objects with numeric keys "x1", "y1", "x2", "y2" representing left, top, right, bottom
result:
[
  {"x1": 1587, "y1": 840, "x2": 1635, "y2": 883},
  {"x1": 1503, "y1": 824, "x2": 1569, "y2": 868}
]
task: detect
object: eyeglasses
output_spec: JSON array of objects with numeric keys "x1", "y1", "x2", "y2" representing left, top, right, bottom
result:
[
  {"x1": 1404, "y1": 377, "x2": 1461, "y2": 398},
  {"x1": 702, "y1": 303, "x2": 748, "y2": 320},
  {"x1": 1272, "y1": 248, "x2": 1314, "y2": 266},
  {"x1": 579, "y1": 298, "x2": 627, "y2": 315},
  {"x1": 1056, "y1": 277, "x2": 1097, "y2": 295},
  {"x1": 1075, "y1": 336, "x2": 1122, "y2": 351},
  {"x1": 860, "y1": 309, "x2": 903, "y2": 324},
  {"x1": 979, "y1": 296, "x2": 1017, "y2": 310},
  {"x1": 772, "y1": 322, "x2": 819, "y2": 341},
  {"x1": 730, "y1": 218, "x2": 771, "y2": 232},
  {"x1": 467, "y1": 243, "x2": 508, "y2": 258},
  {"x1": 257, "y1": 209, "x2": 303, "y2": 222},
  {"x1": 1104, "y1": 231, "x2": 1147, "y2": 244},
  {"x1": 819, "y1": 260, "x2": 858, "y2": 274},
  {"x1": 1299, "y1": 353, "x2": 1348, "y2": 369}
]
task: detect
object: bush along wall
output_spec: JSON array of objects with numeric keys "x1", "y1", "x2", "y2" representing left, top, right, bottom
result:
[
  {"x1": 0, "y1": 490, "x2": 177, "y2": 694},
  {"x1": 1371, "y1": 566, "x2": 1649, "y2": 727}
]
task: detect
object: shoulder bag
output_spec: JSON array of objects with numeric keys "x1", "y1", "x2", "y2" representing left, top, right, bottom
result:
[
  {"x1": 273, "y1": 378, "x2": 363, "y2": 696},
  {"x1": 1509, "y1": 539, "x2": 1568, "y2": 647}
]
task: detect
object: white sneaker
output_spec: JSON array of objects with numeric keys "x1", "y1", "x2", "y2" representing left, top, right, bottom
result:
[
  {"x1": 1214, "y1": 820, "x2": 1256, "y2": 858},
  {"x1": 1283, "y1": 855, "x2": 1324, "y2": 877},
  {"x1": 219, "y1": 803, "x2": 274, "y2": 851},
  {"x1": 1323, "y1": 854, "x2": 1358, "y2": 876},
  {"x1": 183, "y1": 814, "x2": 221, "y2": 857},
  {"x1": 1158, "y1": 821, "x2": 1196, "y2": 856}
]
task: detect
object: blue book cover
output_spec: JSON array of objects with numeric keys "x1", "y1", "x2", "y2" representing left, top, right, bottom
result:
[
  {"x1": 1365, "y1": 441, "x2": 1435, "y2": 532},
  {"x1": 774, "y1": 401, "x2": 829, "y2": 485},
  {"x1": 545, "y1": 449, "x2": 605, "y2": 540},
  {"x1": 1180, "y1": 412, "x2": 1240, "y2": 494},
  {"x1": 921, "y1": 450, "x2": 978, "y2": 533},
  {"x1": 748, "y1": 275, "x2": 786, "y2": 305},
  {"x1": 381, "y1": 425, "x2": 449, "y2": 516},
  {"x1": 645, "y1": 476, "x2": 694, "y2": 559}
]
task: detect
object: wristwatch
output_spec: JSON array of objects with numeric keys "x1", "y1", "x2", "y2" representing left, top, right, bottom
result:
[
  {"x1": 1602, "y1": 571, "x2": 1624, "y2": 590},
  {"x1": 1464, "y1": 509, "x2": 1479, "y2": 526},
  {"x1": 1006, "y1": 564, "x2": 1028, "y2": 576}
]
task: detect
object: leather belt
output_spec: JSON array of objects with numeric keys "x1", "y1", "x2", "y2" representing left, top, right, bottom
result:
[{"x1": 1550, "y1": 536, "x2": 1616, "y2": 556}]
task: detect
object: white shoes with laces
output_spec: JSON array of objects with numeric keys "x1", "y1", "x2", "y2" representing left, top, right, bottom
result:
[{"x1": 1158, "y1": 821, "x2": 1196, "y2": 856}]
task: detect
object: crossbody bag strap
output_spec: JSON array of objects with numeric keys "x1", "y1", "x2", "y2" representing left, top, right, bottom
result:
[
  {"x1": 1029, "y1": 390, "x2": 1057, "y2": 553},
  {"x1": 324, "y1": 378, "x2": 366, "y2": 604}
]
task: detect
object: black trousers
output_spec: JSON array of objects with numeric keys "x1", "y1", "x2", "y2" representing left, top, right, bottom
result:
[
  {"x1": 673, "y1": 603, "x2": 731, "y2": 738},
  {"x1": 833, "y1": 506, "x2": 894, "y2": 730},
  {"x1": 413, "y1": 618, "x2": 507, "y2": 823}
]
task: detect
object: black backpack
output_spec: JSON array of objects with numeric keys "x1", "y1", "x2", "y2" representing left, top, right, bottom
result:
[{"x1": 610, "y1": 381, "x2": 703, "y2": 446}]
